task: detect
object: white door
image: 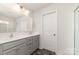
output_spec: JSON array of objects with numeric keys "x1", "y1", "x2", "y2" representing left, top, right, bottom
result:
[{"x1": 42, "y1": 10, "x2": 57, "y2": 52}]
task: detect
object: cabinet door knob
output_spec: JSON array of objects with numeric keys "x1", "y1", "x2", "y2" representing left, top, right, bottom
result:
[
  {"x1": 16, "y1": 48, "x2": 19, "y2": 51},
  {"x1": 53, "y1": 34, "x2": 56, "y2": 36}
]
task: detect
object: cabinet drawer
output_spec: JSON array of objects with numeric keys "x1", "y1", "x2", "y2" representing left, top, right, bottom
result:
[
  {"x1": 2, "y1": 39, "x2": 25, "y2": 51},
  {"x1": 3, "y1": 47, "x2": 17, "y2": 55},
  {"x1": 26, "y1": 42, "x2": 32, "y2": 46},
  {"x1": 16, "y1": 44, "x2": 26, "y2": 55},
  {"x1": 33, "y1": 35, "x2": 40, "y2": 40},
  {"x1": 3, "y1": 43, "x2": 26, "y2": 55},
  {"x1": 25, "y1": 37, "x2": 32, "y2": 43}
]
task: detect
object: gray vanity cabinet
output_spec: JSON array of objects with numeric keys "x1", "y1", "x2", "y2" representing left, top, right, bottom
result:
[{"x1": 0, "y1": 35, "x2": 40, "y2": 55}]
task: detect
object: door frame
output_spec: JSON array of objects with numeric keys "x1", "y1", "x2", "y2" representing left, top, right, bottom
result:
[
  {"x1": 74, "y1": 6, "x2": 79, "y2": 55},
  {"x1": 42, "y1": 9, "x2": 58, "y2": 52}
]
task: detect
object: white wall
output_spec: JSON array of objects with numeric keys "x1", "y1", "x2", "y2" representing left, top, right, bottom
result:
[{"x1": 32, "y1": 3, "x2": 78, "y2": 55}]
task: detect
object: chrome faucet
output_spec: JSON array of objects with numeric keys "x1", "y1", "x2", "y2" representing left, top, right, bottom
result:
[{"x1": 10, "y1": 33, "x2": 13, "y2": 38}]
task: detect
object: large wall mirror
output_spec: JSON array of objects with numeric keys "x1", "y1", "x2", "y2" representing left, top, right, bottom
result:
[{"x1": 0, "y1": 4, "x2": 32, "y2": 33}]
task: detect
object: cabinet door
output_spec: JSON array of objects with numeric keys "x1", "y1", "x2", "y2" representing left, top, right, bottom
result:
[
  {"x1": 32, "y1": 37, "x2": 36, "y2": 51},
  {"x1": 16, "y1": 44, "x2": 26, "y2": 55},
  {"x1": 25, "y1": 37, "x2": 33, "y2": 55},
  {"x1": 0, "y1": 45, "x2": 3, "y2": 55},
  {"x1": 27, "y1": 44, "x2": 33, "y2": 55},
  {"x1": 32, "y1": 35, "x2": 39, "y2": 51},
  {"x1": 36, "y1": 35, "x2": 39, "y2": 48}
]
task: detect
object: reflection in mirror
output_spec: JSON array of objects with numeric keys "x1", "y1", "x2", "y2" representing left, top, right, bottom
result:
[
  {"x1": 0, "y1": 17, "x2": 16, "y2": 32},
  {"x1": 0, "y1": 4, "x2": 31, "y2": 33}
]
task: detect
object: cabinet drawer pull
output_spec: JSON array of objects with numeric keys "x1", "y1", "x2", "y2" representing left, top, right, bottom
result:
[{"x1": 26, "y1": 43, "x2": 32, "y2": 46}]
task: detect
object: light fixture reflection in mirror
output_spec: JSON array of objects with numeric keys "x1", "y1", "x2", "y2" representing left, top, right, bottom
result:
[
  {"x1": 20, "y1": 7, "x2": 30, "y2": 16},
  {"x1": 0, "y1": 20, "x2": 9, "y2": 24},
  {"x1": 12, "y1": 4, "x2": 30, "y2": 16},
  {"x1": 24, "y1": 10, "x2": 30, "y2": 16}
]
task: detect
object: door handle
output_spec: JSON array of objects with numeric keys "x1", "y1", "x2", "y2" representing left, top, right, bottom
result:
[{"x1": 53, "y1": 34, "x2": 56, "y2": 36}]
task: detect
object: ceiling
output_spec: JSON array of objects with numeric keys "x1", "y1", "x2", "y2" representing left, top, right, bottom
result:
[
  {"x1": 0, "y1": 4, "x2": 29, "y2": 19},
  {"x1": 19, "y1": 3, "x2": 51, "y2": 11},
  {"x1": 0, "y1": 3, "x2": 51, "y2": 19}
]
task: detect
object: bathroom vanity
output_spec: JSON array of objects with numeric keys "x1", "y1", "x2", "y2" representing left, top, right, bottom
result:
[
  {"x1": 0, "y1": 34, "x2": 40, "y2": 55},
  {"x1": 0, "y1": 4, "x2": 40, "y2": 55}
]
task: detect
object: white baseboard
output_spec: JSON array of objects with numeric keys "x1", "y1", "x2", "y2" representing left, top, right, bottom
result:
[
  {"x1": 39, "y1": 47, "x2": 74, "y2": 55},
  {"x1": 56, "y1": 48, "x2": 74, "y2": 55}
]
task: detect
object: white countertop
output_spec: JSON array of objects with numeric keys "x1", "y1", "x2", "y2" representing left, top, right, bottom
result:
[{"x1": 0, "y1": 32, "x2": 40, "y2": 44}]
